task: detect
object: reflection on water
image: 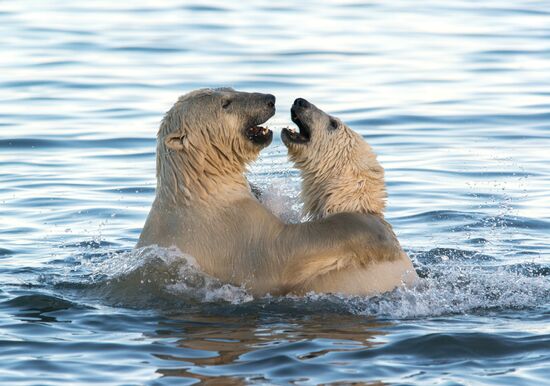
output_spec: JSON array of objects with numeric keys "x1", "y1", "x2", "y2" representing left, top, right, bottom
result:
[
  {"x1": 151, "y1": 314, "x2": 388, "y2": 384},
  {"x1": 0, "y1": 0, "x2": 549, "y2": 384}
]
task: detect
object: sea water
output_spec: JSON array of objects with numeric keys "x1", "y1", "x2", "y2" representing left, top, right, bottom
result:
[{"x1": 0, "y1": 1, "x2": 549, "y2": 384}]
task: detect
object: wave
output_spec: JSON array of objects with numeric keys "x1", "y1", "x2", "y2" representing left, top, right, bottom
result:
[
  {"x1": 44, "y1": 245, "x2": 550, "y2": 319},
  {"x1": 345, "y1": 263, "x2": 550, "y2": 318},
  {"x1": 52, "y1": 246, "x2": 253, "y2": 308},
  {"x1": 332, "y1": 332, "x2": 550, "y2": 360}
]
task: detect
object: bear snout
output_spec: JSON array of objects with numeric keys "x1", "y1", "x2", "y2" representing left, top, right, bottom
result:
[
  {"x1": 265, "y1": 94, "x2": 276, "y2": 109},
  {"x1": 293, "y1": 98, "x2": 310, "y2": 109}
]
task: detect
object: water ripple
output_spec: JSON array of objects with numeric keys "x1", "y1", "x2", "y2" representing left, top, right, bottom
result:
[{"x1": 1, "y1": 0, "x2": 549, "y2": 384}]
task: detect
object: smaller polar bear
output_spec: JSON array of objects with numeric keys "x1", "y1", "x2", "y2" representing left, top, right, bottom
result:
[{"x1": 282, "y1": 98, "x2": 418, "y2": 292}]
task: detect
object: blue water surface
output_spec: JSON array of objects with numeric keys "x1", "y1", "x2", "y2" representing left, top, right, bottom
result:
[{"x1": 1, "y1": 1, "x2": 549, "y2": 385}]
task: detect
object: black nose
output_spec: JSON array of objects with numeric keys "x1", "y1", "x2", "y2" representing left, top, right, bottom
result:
[
  {"x1": 294, "y1": 98, "x2": 310, "y2": 108},
  {"x1": 266, "y1": 94, "x2": 276, "y2": 108}
]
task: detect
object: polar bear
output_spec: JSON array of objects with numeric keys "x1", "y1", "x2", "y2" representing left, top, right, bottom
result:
[
  {"x1": 138, "y1": 88, "x2": 415, "y2": 297},
  {"x1": 282, "y1": 98, "x2": 418, "y2": 292}
]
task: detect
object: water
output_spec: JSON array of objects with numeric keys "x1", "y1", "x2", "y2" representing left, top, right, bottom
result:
[{"x1": 1, "y1": 1, "x2": 549, "y2": 384}]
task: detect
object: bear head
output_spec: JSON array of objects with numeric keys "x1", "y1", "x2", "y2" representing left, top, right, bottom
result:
[{"x1": 282, "y1": 98, "x2": 387, "y2": 218}]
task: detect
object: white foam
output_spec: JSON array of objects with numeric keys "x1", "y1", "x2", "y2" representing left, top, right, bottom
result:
[
  {"x1": 342, "y1": 263, "x2": 550, "y2": 318},
  {"x1": 257, "y1": 177, "x2": 303, "y2": 223},
  {"x1": 81, "y1": 245, "x2": 254, "y2": 304},
  {"x1": 76, "y1": 245, "x2": 549, "y2": 317}
]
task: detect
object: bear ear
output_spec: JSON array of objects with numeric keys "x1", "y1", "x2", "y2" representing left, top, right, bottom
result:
[{"x1": 164, "y1": 132, "x2": 189, "y2": 151}]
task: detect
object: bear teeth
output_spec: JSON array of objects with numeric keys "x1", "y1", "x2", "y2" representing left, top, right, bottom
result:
[{"x1": 246, "y1": 126, "x2": 270, "y2": 137}]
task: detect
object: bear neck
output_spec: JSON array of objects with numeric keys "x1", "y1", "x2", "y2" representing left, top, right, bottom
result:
[
  {"x1": 299, "y1": 144, "x2": 387, "y2": 219},
  {"x1": 155, "y1": 146, "x2": 251, "y2": 207}
]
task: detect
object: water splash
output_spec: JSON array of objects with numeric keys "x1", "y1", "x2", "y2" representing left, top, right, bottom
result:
[
  {"x1": 345, "y1": 263, "x2": 550, "y2": 318},
  {"x1": 61, "y1": 246, "x2": 253, "y2": 307},
  {"x1": 258, "y1": 176, "x2": 303, "y2": 223},
  {"x1": 50, "y1": 244, "x2": 549, "y2": 318}
]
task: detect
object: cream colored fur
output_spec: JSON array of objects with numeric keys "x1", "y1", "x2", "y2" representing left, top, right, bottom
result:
[
  {"x1": 283, "y1": 99, "x2": 418, "y2": 291},
  {"x1": 138, "y1": 89, "x2": 416, "y2": 297},
  {"x1": 296, "y1": 127, "x2": 386, "y2": 219}
]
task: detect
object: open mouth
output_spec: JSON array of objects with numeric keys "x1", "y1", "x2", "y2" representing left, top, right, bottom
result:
[
  {"x1": 281, "y1": 110, "x2": 311, "y2": 145},
  {"x1": 245, "y1": 124, "x2": 273, "y2": 146}
]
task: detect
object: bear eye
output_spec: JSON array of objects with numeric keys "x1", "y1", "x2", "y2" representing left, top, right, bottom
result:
[
  {"x1": 221, "y1": 99, "x2": 232, "y2": 109},
  {"x1": 329, "y1": 118, "x2": 339, "y2": 130}
]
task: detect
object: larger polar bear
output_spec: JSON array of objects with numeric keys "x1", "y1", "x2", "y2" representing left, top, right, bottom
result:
[
  {"x1": 282, "y1": 98, "x2": 418, "y2": 293},
  {"x1": 138, "y1": 88, "x2": 415, "y2": 296}
]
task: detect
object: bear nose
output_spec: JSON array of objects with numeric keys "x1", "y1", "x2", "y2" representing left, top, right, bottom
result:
[
  {"x1": 294, "y1": 98, "x2": 310, "y2": 109},
  {"x1": 265, "y1": 94, "x2": 276, "y2": 108}
]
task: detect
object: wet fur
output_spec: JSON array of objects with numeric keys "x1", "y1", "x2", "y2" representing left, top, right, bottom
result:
[
  {"x1": 138, "y1": 89, "x2": 414, "y2": 296},
  {"x1": 283, "y1": 99, "x2": 418, "y2": 292}
]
